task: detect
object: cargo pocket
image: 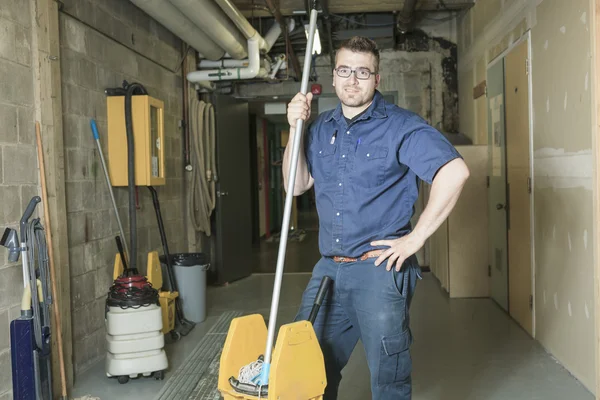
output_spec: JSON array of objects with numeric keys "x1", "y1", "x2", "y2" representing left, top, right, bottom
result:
[
  {"x1": 378, "y1": 328, "x2": 413, "y2": 385},
  {"x1": 314, "y1": 145, "x2": 337, "y2": 181}
]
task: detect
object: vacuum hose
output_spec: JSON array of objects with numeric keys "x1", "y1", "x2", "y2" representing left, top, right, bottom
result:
[
  {"x1": 188, "y1": 98, "x2": 216, "y2": 236},
  {"x1": 123, "y1": 82, "x2": 147, "y2": 274}
]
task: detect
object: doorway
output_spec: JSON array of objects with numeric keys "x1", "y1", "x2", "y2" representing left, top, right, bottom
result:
[{"x1": 487, "y1": 32, "x2": 534, "y2": 336}]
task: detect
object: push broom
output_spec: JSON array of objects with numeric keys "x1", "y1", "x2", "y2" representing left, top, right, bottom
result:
[{"x1": 225, "y1": 0, "x2": 326, "y2": 397}]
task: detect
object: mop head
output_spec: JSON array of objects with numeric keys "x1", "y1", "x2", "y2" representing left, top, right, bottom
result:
[{"x1": 229, "y1": 355, "x2": 269, "y2": 396}]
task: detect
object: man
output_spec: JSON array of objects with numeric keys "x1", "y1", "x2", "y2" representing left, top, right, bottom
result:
[{"x1": 282, "y1": 36, "x2": 469, "y2": 399}]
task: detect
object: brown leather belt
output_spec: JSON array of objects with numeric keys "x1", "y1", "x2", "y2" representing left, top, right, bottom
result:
[{"x1": 332, "y1": 249, "x2": 385, "y2": 263}]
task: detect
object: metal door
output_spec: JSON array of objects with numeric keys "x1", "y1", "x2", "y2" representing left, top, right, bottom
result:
[
  {"x1": 214, "y1": 94, "x2": 252, "y2": 284},
  {"x1": 487, "y1": 59, "x2": 509, "y2": 311}
]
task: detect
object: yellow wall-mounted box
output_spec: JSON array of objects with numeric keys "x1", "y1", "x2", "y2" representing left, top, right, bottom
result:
[{"x1": 107, "y1": 95, "x2": 166, "y2": 186}]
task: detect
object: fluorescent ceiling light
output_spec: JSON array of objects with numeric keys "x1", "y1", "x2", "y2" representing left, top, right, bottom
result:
[{"x1": 304, "y1": 24, "x2": 322, "y2": 55}]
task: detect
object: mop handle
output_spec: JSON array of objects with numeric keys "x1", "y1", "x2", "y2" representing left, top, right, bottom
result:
[
  {"x1": 263, "y1": 3, "x2": 319, "y2": 366},
  {"x1": 91, "y1": 119, "x2": 129, "y2": 260}
]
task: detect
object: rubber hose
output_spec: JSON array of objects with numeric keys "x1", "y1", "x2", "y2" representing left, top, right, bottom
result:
[{"x1": 124, "y1": 82, "x2": 146, "y2": 274}]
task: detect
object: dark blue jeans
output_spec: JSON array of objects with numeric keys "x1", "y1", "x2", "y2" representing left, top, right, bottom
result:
[{"x1": 294, "y1": 255, "x2": 421, "y2": 400}]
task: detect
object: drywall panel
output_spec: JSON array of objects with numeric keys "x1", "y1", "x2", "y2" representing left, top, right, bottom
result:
[
  {"x1": 448, "y1": 145, "x2": 489, "y2": 298},
  {"x1": 458, "y1": 67, "x2": 475, "y2": 142},
  {"x1": 530, "y1": 0, "x2": 595, "y2": 391},
  {"x1": 457, "y1": 0, "x2": 596, "y2": 391}
]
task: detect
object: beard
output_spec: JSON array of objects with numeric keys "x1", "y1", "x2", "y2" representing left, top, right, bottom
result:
[{"x1": 336, "y1": 85, "x2": 374, "y2": 108}]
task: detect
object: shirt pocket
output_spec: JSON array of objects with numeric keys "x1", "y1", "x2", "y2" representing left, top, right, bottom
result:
[
  {"x1": 312, "y1": 145, "x2": 337, "y2": 182},
  {"x1": 351, "y1": 145, "x2": 388, "y2": 187}
]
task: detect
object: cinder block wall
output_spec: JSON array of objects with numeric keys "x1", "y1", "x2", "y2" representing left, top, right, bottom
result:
[
  {"x1": 59, "y1": 0, "x2": 187, "y2": 374},
  {"x1": 0, "y1": 1, "x2": 38, "y2": 398}
]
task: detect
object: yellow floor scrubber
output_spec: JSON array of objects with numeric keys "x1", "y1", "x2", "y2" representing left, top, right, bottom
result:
[{"x1": 217, "y1": 2, "x2": 329, "y2": 398}]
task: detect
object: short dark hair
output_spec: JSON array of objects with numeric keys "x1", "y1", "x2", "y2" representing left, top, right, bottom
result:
[{"x1": 336, "y1": 36, "x2": 380, "y2": 73}]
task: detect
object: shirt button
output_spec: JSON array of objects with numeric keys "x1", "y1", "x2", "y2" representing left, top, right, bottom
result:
[
  {"x1": 319, "y1": 150, "x2": 322, "y2": 154},
  {"x1": 342, "y1": 154, "x2": 346, "y2": 158},
  {"x1": 367, "y1": 153, "x2": 370, "y2": 157},
  {"x1": 346, "y1": 131, "x2": 350, "y2": 134},
  {"x1": 338, "y1": 183, "x2": 342, "y2": 186},
  {"x1": 336, "y1": 239, "x2": 340, "y2": 243},
  {"x1": 336, "y1": 212, "x2": 340, "y2": 216}
]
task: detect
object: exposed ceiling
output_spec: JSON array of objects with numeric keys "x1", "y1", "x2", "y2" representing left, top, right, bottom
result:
[{"x1": 231, "y1": 0, "x2": 475, "y2": 17}]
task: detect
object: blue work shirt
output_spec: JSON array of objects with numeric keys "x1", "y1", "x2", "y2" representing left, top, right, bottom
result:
[{"x1": 304, "y1": 90, "x2": 462, "y2": 258}]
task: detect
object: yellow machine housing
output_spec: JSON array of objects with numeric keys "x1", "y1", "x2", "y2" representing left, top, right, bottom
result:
[
  {"x1": 107, "y1": 95, "x2": 166, "y2": 186},
  {"x1": 218, "y1": 314, "x2": 327, "y2": 400},
  {"x1": 112, "y1": 251, "x2": 178, "y2": 335}
]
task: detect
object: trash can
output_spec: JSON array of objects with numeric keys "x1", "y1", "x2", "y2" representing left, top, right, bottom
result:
[{"x1": 159, "y1": 253, "x2": 210, "y2": 323}]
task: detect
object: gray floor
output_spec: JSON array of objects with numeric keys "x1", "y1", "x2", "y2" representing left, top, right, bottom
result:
[{"x1": 71, "y1": 271, "x2": 594, "y2": 400}]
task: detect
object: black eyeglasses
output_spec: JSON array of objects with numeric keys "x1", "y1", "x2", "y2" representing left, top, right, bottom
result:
[{"x1": 335, "y1": 67, "x2": 376, "y2": 80}]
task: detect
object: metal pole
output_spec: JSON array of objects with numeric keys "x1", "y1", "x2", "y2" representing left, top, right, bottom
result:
[
  {"x1": 260, "y1": 2, "x2": 318, "y2": 382},
  {"x1": 90, "y1": 119, "x2": 129, "y2": 259}
]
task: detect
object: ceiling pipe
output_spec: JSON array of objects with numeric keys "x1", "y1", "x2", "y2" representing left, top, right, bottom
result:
[
  {"x1": 214, "y1": 0, "x2": 268, "y2": 51},
  {"x1": 169, "y1": 0, "x2": 249, "y2": 59},
  {"x1": 130, "y1": 0, "x2": 225, "y2": 60},
  {"x1": 264, "y1": 0, "x2": 302, "y2": 79},
  {"x1": 187, "y1": 36, "x2": 269, "y2": 82},
  {"x1": 397, "y1": 0, "x2": 418, "y2": 34}
]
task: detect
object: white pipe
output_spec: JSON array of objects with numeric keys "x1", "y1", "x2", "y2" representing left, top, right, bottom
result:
[
  {"x1": 170, "y1": 0, "x2": 248, "y2": 59},
  {"x1": 199, "y1": 59, "x2": 250, "y2": 68},
  {"x1": 263, "y1": 22, "x2": 282, "y2": 52},
  {"x1": 187, "y1": 37, "x2": 261, "y2": 81},
  {"x1": 270, "y1": 55, "x2": 285, "y2": 79},
  {"x1": 130, "y1": 0, "x2": 224, "y2": 60}
]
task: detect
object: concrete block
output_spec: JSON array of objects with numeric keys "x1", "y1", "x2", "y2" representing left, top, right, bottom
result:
[
  {"x1": 83, "y1": 237, "x2": 115, "y2": 274},
  {"x1": 90, "y1": 90, "x2": 107, "y2": 121},
  {"x1": 67, "y1": 211, "x2": 88, "y2": 247},
  {"x1": 63, "y1": 113, "x2": 81, "y2": 148},
  {"x1": 17, "y1": 106, "x2": 34, "y2": 145},
  {"x1": 95, "y1": 263, "x2": 113, "y2": 299},
  {"x1": 66, "y1": 181, "x2": 94, "y2": 212},
  {"x1": 96, "y1": 66, "x2": 120, "y2": 94},
  {"x1": 20, "y1": 186, "x2": 40, "y2": 215},
  {"x1": 84, "y1": 30, "x2": 106, "y2": 62},
  {"x1": 78, "y1": 56, "x2": 98, "y2": 90},
  {"x1": 0, "y1": 265, "x2": 23, "y2": 310},
  {"x1": 404, "y1": 73, "x2": 425, "y2": 96},
  {"x1": 69, "y1": 244, "x2": 88, "y2": 277},
  {"x1": 15, "y1": 24, "x2": 30, "y2": 66},
  {"x1": 74, "y1": 0, "x2": 95, "y2": 27},
  {"x1": 71, "y1": 271, "x2": 96, "y2": 309},
  {"x1": 92, "y1": 175, "x2": 111, "y2": 210},
  {"x1": 0, "y1": 18, "x2": 17, "y2": 63},
  {"x1": 0, "y1": 0, "x2": 30, "y2": 28},
  {"x1": 71, "y1": 298, "x2": 104, "y2": 340},
  {"x1": 0, "y1": 350, "x2": 11, "y2": 395},
  {"x1": 3, "y1": 145, "x2": 37, "y2": 184},
  {"x1": 0, "y1": 104, "x2": 17, "y2": 143},
  {"x1": 0, "y1": 59, "x2": 33, "y2": 107},
  {"x1": 0, "y1": 185, "x2": 22, "y2": 224},
  {"x1": 61, "y1": 15, "x2": 87, "y2": 55},
  {"x1": 61, "y1": 48, "x2": 80, "y2": 86},
  {"x1": 88, "y1": 209, "x2": 112, "y2": 241},
  {"x1": 66, "y1": 148, "x2": 93, "y2": 181},
  {"x1": 0, "y1": 309, "x2": 9, "y2": 350},
  {"x1": 73, "y1": 327, "x2": 105, "y2": 375}
]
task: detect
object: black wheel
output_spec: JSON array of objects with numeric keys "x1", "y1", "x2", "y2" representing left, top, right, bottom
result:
[
  {"x1": 118, "y1": 375, "x2": 129, "y2": 384},
  {"x1": 170, "y1": 331, "x2": 181, "y2": 341},
  {"x1": 154, "y1": 370, "x2": 165, "y2": 380}
]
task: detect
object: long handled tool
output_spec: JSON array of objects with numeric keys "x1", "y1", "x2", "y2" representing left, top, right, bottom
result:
[
  {"x1": 35, "y1": 122, "x2": 68, "y2": 400},
  {"x1": 91, "y1": 118, "x2": 129, "y2": 260},
  {"x1": 259, "y1": 1, "x2": 319, "y2": 385},
  {"x1": 148, "y1": 186, "x2": 195, "y2": 337},
  {"x1": 227, "y1": 1, "x2": 320, "y2": 392}
]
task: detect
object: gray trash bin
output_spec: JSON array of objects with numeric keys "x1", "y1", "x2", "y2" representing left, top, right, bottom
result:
[{"x1": 160, "y1": 253, "x2": 210, "y2": 323}]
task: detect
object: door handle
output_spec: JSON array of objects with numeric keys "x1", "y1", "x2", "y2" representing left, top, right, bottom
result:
[
  {"x1": 496, "y1": 203, "x2": 506, "y2": 210},
  {"x1": 217, "y1": 191, "x2": 229, "y2": 197}
]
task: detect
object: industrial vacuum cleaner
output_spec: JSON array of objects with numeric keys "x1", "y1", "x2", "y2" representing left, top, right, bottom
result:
[
  {"x1": 2, "y1": 196, "x2": 53, "y2": 400},
  {"x1": 217, "y1": 2, "x2": 331, "y2": 399}
]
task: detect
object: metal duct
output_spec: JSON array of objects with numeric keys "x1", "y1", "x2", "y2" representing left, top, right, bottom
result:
[
  {"x1": 130, "y1": 0, "x2": 225, "y2": 60},
  {"x1": 169, "y1": 0, "x2": 248, "y2": 59}
]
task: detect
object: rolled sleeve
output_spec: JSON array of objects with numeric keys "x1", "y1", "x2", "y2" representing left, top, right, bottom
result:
[{"x1": 397, "y1": 116, "x2": 462, "y2": 184}]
